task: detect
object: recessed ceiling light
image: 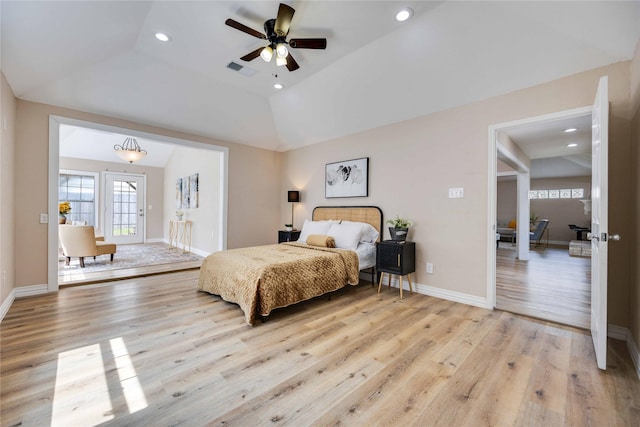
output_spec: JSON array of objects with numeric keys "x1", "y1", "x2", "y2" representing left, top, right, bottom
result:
[
  {"x1": 274, "y1": 83, "x2": 283, "y2": 90},
  {"x1": 567, "y1": 143, "x2": 578, "y2": 148},
  {"x1": 395, "y1": 8, "x2": 413, "y2": 22},
  {"x1": 155, "y1": 33, "x2": 170, "y2": 42},
  {"x1": 564, "y1": 128, "x2": 577, "y2": 133}
]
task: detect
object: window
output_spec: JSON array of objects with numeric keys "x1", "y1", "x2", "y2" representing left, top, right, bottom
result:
[
  {"x1": 529, "y1": 188, "x2": 585, "y2": 200},
  {"x1": 59, "y1": 172, "x2": 97, "y2": 226}
]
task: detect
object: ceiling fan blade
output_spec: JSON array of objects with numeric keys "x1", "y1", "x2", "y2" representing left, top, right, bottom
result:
[
  {"x1": 274, "y1": 3, "x2": 295, "y2": 37},
  {"x1": 240, "y1": 47, "x2": 264, "y2": 62},
  {"x1": 288, "y1": 38, "x2": 327, "y2": 49},
  {"x1": 285, "y1": 53, "x2": 299, "y2": 72},
  {"x1": 225, "y1": 18, "x2": 266, "y2": 39}
]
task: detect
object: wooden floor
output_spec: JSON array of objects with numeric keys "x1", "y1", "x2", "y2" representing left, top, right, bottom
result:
[
  {"x1": 2, "y1": 270, "x2": 639, "y2": 427},
  {"x1": 496, "y1": 243, "x2": 591, "y2": 329}
]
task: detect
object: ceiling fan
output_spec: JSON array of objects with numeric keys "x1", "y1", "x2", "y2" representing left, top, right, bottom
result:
[{"x1": 225, "y1": 3, "x2": 327, "y2": 72}]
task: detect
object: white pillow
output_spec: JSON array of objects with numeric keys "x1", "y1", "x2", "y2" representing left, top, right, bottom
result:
[
  {"x1": 341, "y1": 221, "x2": 379, "y2": 243},
  {"x1": 327, "y1": 222, "x2": 363, "y2": 250},
  {"x1": 297, "y1": 220, "x2": 332, "y2": 243}
]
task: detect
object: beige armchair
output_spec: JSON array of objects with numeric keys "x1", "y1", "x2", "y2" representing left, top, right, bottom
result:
[{"x1": 59, "y1": 225, "x2": 117, "y2": 268}]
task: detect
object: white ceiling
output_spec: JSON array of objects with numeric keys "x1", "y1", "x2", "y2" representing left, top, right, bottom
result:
[
  {"x1": 501, "y1": 114, "x2": 593, "y2": 179},
  {"x1": 60, "y1": 125, "x2": 176, "y2": 168},
  {"x1": 2, "y1": 1, "x2": 640, "y2": 153}
]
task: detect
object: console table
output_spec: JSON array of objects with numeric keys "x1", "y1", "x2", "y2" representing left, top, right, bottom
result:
[{"x1": 169, "y1": 220, "x2": 193, "y2": 252}]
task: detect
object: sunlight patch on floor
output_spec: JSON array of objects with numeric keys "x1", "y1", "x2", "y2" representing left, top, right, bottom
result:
[
  {"x1": 51, "y1": 338, "x2": 148, "y2": 426},
  {"x1": 52, "y1": 344, "x2": 113, "y2": 426},
  {"x1": 110, "y1": 337, "x2": 148, "y2": 413}
]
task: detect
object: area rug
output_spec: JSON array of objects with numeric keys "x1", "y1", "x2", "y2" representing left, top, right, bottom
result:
[{"x1": 58, "y1": 242, "x2": 203, "y2": 275}]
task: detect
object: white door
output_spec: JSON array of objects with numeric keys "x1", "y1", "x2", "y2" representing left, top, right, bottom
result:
[
  {"x1": 105, "y1": 173, "x2": 145, "y2": 244},
  {"x1": 590, "y1": 76, "x2": 609, "y2": 370}
]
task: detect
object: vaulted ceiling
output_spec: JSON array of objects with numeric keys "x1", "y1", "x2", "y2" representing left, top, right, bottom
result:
[{"x1": 2, "y1": 1, "x2": 640, "y2": 152}]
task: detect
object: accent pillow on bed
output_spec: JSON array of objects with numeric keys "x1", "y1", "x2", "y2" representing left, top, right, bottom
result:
[
  {"x1": 297, "y1": 220, "x2": 333, "y2": 243},
  {"x1": 306, "y1": 234, "x2": 336, "y2": 248},
  {"x1": 327, "y1": 222, "x2": 363, "y2": 250}
]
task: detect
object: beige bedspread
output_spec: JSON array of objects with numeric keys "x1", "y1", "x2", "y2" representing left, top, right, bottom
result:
[{"x1": 197, "y1": 242, "x2": 360, "y2": 325}]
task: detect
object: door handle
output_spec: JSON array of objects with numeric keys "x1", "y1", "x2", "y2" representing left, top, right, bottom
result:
[
  {"x1": 587, "y1": 232, "x2": 596, "y2": 241},
  {"x1": 609, "y1": 234, "x2": 621, "y2": 241}
]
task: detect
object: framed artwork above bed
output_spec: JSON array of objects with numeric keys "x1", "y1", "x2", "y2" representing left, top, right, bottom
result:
[{"x1": 325, "y1": 157, "x2": 369, "y2": 198}]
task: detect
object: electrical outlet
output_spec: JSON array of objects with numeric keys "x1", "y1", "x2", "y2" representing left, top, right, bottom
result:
[
  {"x1": 448, "y1": 187, "x2": 464, "y2": 198},
  {"x1": 426, "y1": 262, "x2": 434, "y2": 274}
]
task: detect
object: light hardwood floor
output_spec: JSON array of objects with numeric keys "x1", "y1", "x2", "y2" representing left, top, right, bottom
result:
[
  {"x1": 2, "y1": 270, "x2": 638, "y2": 426},
  {"x1": 496, "y1": 243, "x2": 591, "y2": 329}
]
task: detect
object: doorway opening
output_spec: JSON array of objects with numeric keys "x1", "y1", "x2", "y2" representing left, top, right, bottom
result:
[
  {"x1": 488, "y1": 106, "x2": 593, "y2": 329},
  {"x1": 48, "y1": 116, "x2": 229, "y2": 291}
]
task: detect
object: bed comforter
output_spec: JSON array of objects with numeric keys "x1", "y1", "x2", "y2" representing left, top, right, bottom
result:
[{"x1": 197, "y1": 242, "x2": 360, "y2": 325}]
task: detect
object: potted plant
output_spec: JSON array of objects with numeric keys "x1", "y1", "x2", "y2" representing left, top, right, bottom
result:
[
  {"x1": 284, "y1": 223, "x2": 293, "y2": 231},
  {"x1": 59, "y1": 201, "x2": 71, "y2": 224},
  {"x1": 387, "y1": 215, "x2": 413, "y2": 241},
  {"x1": 530, "y1": 212, "x2": 539, "y2": 228}
]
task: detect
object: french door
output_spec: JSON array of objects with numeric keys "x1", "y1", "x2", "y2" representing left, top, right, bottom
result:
[{"x1": 104, "y1": 172, "x2": 145, "y2": 244}]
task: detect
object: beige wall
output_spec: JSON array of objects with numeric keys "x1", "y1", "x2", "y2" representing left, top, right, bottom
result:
[
  {"x1": 497, "y1": 178, "x2": 517, "y2": 225},
  {"x1": 531, "y1": 177, "x2": 592, "y2": 243},
  {"x1": 163, "y1": 146, "x2": 222, "y2": 254},
  {"x1": 1, "y1": 72, "x2": 16, "y2": 304},
  {"x1": 14, "y1": 100, "x2": 281, "y2": 288},
  {"x1": 59, "y1": 157, "x2": 165, "y2": 240},
  {"x1": 630, "y1": 40, "x2": 640, "y2": 356},
  {"x1": 498, "y1": 176, "x2": 592, "y2": 243},
  {"x1": 282, "y1": 61, "x2": 633, "y2": 327}
]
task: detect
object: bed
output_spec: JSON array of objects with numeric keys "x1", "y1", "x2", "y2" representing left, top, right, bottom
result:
[{"x1": 197, "y1": 206, "x2": 383, "y2": 325}]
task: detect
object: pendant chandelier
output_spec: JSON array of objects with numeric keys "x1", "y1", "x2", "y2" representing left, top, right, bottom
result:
[{"x1": 114, "y1": 137, "x2": 147, "y2": 163}]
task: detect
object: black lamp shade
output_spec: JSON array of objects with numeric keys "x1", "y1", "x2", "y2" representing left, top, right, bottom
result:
[{"x1": 288, "y1": 190, "x2": 300, "y2": 203}]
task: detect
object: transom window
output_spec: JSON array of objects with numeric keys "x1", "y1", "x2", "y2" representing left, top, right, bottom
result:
[{"x1": 529, "y1": 188, "x2": 584, "y2": 200}]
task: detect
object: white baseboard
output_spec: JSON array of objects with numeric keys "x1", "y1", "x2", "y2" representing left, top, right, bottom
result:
[
  {"x1": 386, "y1": 277, "x2": 491, "y2": 309},
  {"x1": 608, "y1": 324, "x2": 628, "y2": 340},
  {"x1": 628, "y1": 333, "x2": 640, "y2": 380},
  {"x1": 1, "y1": 289, "x2": 16, "y2": 323},
  {"x1": 190, "y1": 247, "x2": 209, "y2": 258},
  {"x1": 14, "y1": 284, "x2": 49, "y2": 298},
  {"x1": 158, "y1": 238, "x2": 209, "y2": 258},
  {"x1": 145, "y1": 238, "x2": 165, "y2": 243},
  {"x1": 609, "y1": 324, "x2": 640, "y2": 380}
]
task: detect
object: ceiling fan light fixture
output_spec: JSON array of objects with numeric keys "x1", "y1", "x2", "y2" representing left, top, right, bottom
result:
[
  {"x1": 276, "y1": 43, "x2": 289, "y2": 58},
  {"x1": 395, "y1": 7, "x2": 413, "y2": 22},
  {"x1": 260, "y1": 46, "x2": 274, "y2": 62},
  {"x1": 276, "y1": 56, "x2": 287, "y2": 67}
]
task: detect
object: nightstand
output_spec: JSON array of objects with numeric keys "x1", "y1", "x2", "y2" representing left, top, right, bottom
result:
[
  {"x1": 376, "y1": 240, "x2": 416, "y2": 299},
  {"x1": 278, "y1": 230, "x2": 301, "y2": 243}
]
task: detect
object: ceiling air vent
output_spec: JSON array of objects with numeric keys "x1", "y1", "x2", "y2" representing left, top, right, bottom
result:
[
  {"x1": 226, "y1": 61, "x2": 257, "y2": 77},
  {"x1": 227, "y1": 61, "x2": 243, "y2": 71}
]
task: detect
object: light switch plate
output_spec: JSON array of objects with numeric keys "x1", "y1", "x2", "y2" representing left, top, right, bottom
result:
[
  {"x1": 448, "y1": 187, "x2": 464, "y2": 198},
  {"x1": 39, "y1": 213, "x2": 49, "y2": 224}
]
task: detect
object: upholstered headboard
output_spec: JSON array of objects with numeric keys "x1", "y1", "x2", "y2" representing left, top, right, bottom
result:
[{"x1": 312, "y1": 206, "x2": 383, "y2": 242}]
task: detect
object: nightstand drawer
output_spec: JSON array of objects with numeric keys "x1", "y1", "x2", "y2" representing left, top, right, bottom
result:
[
  {"x1": 376, "y1": 241, "x2": 415, "y2": 275},
  {"x1": 278, "y1": 230, "x2": 301, "y2": 243}
]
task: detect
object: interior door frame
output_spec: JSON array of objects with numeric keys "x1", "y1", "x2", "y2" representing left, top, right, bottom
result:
[
  {"x1": 103, "y1": 171, "x2": 146, "y2": 244},
  {"x1": 48, "y1": 115, "x2": 229, "y2": 292},
  {"x1": 487, "y1": 105, "x2": 592, "y2": 309}
]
